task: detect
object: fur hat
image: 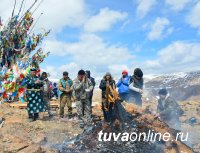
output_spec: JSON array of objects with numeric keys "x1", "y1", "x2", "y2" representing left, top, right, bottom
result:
[{"x1": 134, "y1": 68, "x2": 143, "y2": 78}]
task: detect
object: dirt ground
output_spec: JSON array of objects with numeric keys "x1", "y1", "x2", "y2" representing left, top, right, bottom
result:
[
  {"x1": 0, "y1": 89, "x2": 199, "y2": 153},
  {"x1": 0, "y1": 103, "x2": 83, "y2": 153}
]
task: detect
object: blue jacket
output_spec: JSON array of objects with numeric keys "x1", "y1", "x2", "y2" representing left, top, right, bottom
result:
[{"x1": 116, "y1": 75, "x2": 130, "y2": 94}]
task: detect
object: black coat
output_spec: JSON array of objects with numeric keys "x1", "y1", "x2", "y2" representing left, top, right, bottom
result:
[{"x1": 99, "y1": 79, "x2": 115, "y2": 98}]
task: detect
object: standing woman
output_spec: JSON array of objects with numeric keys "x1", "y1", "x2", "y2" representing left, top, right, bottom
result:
[
  {"x1": 99, "y1": 72, "x2": 116, "y2": 122},
  {"x1": 116, "y1": 70, "x2": 130, "y2": 102},
  {"x1": 25, "y1": 68, "x2": 46, "y2": 121}
]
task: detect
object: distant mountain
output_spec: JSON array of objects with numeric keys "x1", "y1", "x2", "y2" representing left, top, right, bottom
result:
[{"x1": 145, "y1": 71, "x2": 200, "y2": 101}]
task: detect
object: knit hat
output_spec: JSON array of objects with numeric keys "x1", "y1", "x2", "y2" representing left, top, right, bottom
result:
[
  {"x1": 105, "y1": 72, "x2": 111, "y2": 76},
  {"x1": 158, "y1": 88, "x2": 168, "y2": 96},
  {"x1": 122, "y1": 70, "x2": 128, "y2": 75},
  {"x1": 134, "y1": 68, "x2": 143, "y2": 78},
  {"x1": 78, "y1": 69, "x2": 85, "y2": 75}
]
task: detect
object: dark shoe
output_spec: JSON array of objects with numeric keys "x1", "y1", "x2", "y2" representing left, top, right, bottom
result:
[{"x1": 48, "y1": 113, "x2": 53, "y2": 117}]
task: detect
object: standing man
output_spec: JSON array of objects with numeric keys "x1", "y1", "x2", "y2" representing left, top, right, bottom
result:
[
  {"x1": 129, "y1": 68, "x2": 144, "y2": 106},
  {"x1": 99, "y1": 72, "x2": 116, "y2": 122},
  {"x1": 116, "y1": 70, "x2": 130, "y2": 102},
  {"x1": 25, "y1": 68, "x2": 46, "y2": 122},
  {"x1": 40, "y1": 72, "x2": 52, "y2": 117},
  {"x1": 157, "y1": 88, "x2": 183, "y2": 130},
  {"x1": 85, "y1": 70, "x2": 96, "y2": 112},
  {"x1": 73, "y1": 70, "x2": 93, "y2": 128},
  {"x1": 52, "y1": 82, "x2": 58, "y2": 99},
  {"x1": 58, "y1": 72, "x2": 73, "y2": 119}
]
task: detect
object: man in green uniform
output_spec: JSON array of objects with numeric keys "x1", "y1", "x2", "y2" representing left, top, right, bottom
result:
[
  {"x1": 58, "y1": 71, "x2": 73, "y2": 118},
  {"x1": 25, "y1": 68, "x2": 46, "y2": 122},
  {"x1": 73, "y1": 70, "x2": 93, "y2": 128}
]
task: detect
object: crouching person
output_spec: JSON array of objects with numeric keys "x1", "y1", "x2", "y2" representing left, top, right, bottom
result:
[
  {"x1": 157, "y1": 88, "x2": 183, "y2": 130},
  {"x1": 73, "y1": 70, "x2": 93, "y2": 128}
]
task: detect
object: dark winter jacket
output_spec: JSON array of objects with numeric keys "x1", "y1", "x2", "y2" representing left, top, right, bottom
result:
[{"x1": 99, "y1": 78, "x2": 115, "y2": 99}]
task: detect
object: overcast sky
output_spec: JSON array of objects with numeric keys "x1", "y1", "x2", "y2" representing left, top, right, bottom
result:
[{"x1": 1, "y1": 0, "x2": 200, "y2": 80}]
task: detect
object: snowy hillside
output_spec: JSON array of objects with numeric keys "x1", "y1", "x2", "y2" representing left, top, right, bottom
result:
[{"x1": 145, "y1": 71, "x2": 200, "y2": 101}]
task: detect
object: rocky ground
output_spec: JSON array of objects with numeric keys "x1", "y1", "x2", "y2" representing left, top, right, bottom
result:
[
  {"x1": 0, "y1": 89, "x2": 199, "y2": 153},
  {"x1": 0, "y1": 104, "x2": 83, "y2": 153}
]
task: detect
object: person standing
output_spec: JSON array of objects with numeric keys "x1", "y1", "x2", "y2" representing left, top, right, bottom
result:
[
  {"x1": 157, "y1": 88, "x2": 183, "y2": 130},
  {"x1": 85, "y1": 70, "x2": 96, "y2": 112},
  {"x1": 52, "y1": 82, "x2": 58, "y2": 99},
  {"x1": 129, "y1": 68, "x2": 144, "y2": 106},
  {"x1": 73, "y1": 70, "x2": 93, "y2": 128},
  {"x1": 40, "y1": 72, "x2": 52, "y2": 117},
  {"x1": 58, "y1": 72, "x2": 73, "y2": 118},
  {"x1": 25, "y1": 68, "x2": 46, "y2": 122},
  {"x1": 116, "y1": 70, "x2": 130, "y2": 102},
  {"x1": 99, "y1": 72, "x2": 116, "y2": 122}
]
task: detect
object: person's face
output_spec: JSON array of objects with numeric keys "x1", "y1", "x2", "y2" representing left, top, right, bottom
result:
[
  {"x1": 31, "y1": 71, "x2": 36, "y2": 76},
  {"x1": 63, "y1": 74, "x2": 68, "y2": 79},
  {"x1": 135, "y1": 75, "x2": 141, "y2": 80},
  {"x1": 78, "y1": 74, "x2": 85, "y2": 81},
  {"x1": 122, "y1": 73, "x2": 127, "y2": 77},
  {"x1": 106, "y1": 75, "x2": 111, "y2": 80},
  {"x1": 159, "y1": 95, "x2": 166, "y2": 100},
  {"x1": 42, "y1": 74, "x2": 47, "y2": 78}
]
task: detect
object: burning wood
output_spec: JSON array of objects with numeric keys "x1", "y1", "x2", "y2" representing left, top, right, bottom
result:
[{"x1": 57, "y1": 102, "x2": 193, "y2": 153}]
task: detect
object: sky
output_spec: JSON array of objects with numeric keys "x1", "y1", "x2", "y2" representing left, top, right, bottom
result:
[{"x1": 1, "y1": 0, "x2": 200, "y2": 80}]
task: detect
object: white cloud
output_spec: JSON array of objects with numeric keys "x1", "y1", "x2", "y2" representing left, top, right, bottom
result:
[
  {"x1": 44, "y1": 34, "x2": 133, "y2": 65},
  {"x1": 84, "y1": 8, "x2": 127, "y2": 33},
  {"x1": 136, "y1": 0, "x2": 157, "y2": 19},
  {"x1": 147, "y1": 17, "x2": 173, "y2": 41},
  {"x1": 44, "y1": 62, "x2": 79, "y2": 80},
  {"x1": 42, "y1": 34, "x2": 134, "y2": 79},
  {"x1": 0, "y1": 0, "x2": 15, "y2": 22},
  {"x1": 33, "y1": 0, "x2": 86, "y2": 32},
  {"x1": 0, "y1": 0, "x2": 87, "y2": 33},
  {"x1": 108, "y1": 64, "x2": 131, "y2": 78},
  {"x1": 186, "y1": 2, "x2": 200, "y2": 34},
  {"x1": 165, "y1": 0, "x2": 191, "y2": 11},
  {"x1": 142, "y1": 41, "x2": 200, "y2": 73}
]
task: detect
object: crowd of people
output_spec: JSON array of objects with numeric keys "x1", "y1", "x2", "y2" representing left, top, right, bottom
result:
[{"x1": 25, "y1": 67, "x2": 183, "y2": 130}]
